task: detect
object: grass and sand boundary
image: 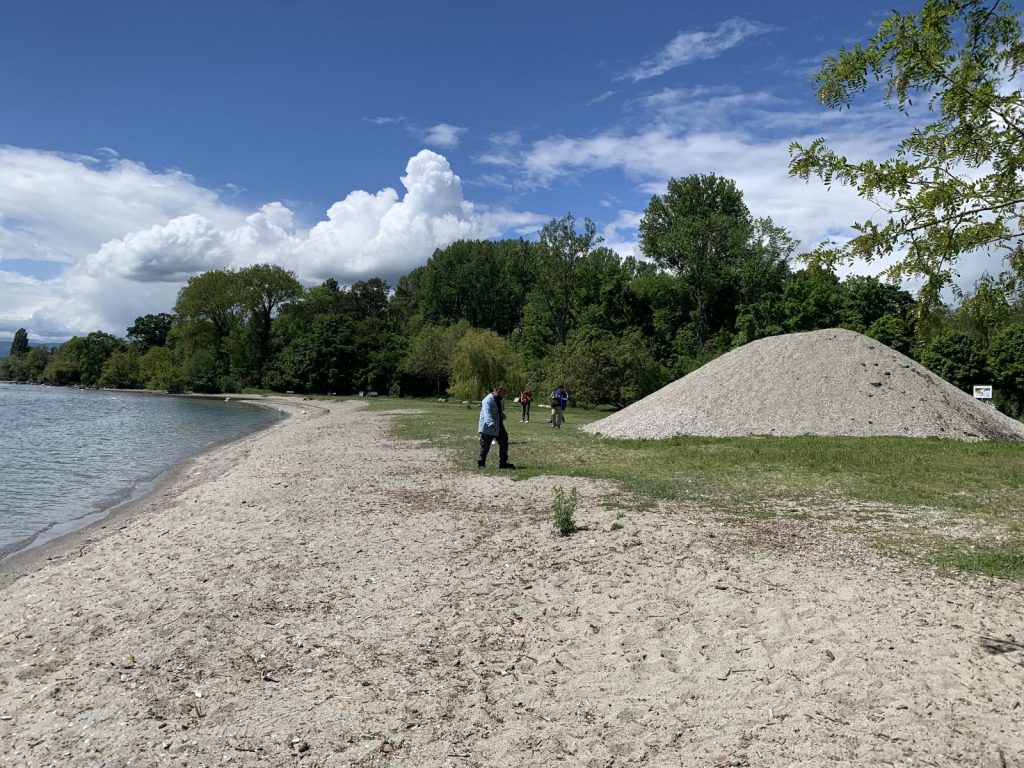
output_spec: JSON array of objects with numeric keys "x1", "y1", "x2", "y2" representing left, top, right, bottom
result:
[{"x1": 364, "y1": 396, "x2": 1024, "y2": 581}]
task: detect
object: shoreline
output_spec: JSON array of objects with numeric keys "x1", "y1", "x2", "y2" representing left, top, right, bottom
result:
[{"x1": 0, "y1": 394, "x2": 311, "y2": 591}]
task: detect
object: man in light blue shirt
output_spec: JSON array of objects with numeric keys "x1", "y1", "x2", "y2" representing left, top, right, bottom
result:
[{"x1": 477, "y1": 384, "x2": 515, "y2": 469}]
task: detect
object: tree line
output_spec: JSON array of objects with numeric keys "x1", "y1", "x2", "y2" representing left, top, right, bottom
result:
[{"x1": 3, "y1": 172, "x2": 1023, "y2": 418}]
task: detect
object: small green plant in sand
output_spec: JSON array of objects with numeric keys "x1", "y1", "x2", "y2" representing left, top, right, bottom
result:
[{"x1": 553, "y1": 486, "x2": 578, "y2": 537}]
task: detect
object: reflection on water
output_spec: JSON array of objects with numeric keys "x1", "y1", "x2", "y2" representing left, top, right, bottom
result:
[{"x1": 0, "y1": 385, "x2": 283, "y2": 556}]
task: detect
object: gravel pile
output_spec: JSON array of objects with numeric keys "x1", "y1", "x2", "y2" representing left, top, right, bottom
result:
[{"x1": 584, "y1": 328, "x2": 1024, "y2": 441}]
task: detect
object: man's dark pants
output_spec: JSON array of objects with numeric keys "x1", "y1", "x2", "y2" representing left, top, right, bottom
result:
[{"x1": 478, "y1": 425, "x2": 509, "y2": 466}]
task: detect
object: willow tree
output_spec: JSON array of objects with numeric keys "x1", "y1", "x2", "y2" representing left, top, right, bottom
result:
[
  {"x1": 448, "y1": 328, "x2": 523, "y2": 400},
  {"x1": 789, "y1": 0, "x2": 1024, "y2": 309}
]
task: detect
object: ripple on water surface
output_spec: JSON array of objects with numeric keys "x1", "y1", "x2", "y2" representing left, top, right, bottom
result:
[{"x1": 0, "y1": 384, "x2": 283, "y2": 556}]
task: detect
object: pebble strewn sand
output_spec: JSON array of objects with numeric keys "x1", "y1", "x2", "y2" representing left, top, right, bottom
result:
[
  {"x1": 0, "y1": 398, "x2": 1021, "y2": 766},
  {"x1": 584, "y1": 328, "x2": 1024, "y2": 441}
]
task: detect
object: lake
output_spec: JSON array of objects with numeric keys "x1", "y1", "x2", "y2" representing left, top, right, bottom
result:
[{"x1": 0, "y1": 384, "x2": 284, "y2": 558}]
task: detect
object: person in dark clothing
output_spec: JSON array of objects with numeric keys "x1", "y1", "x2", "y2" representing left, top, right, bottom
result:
[
  {"x1": 550, "y1": 384, "x2": 568, "y2": 428},
  {"x1": 477, "y1": 384, "x2": 515, "y2": 469}
]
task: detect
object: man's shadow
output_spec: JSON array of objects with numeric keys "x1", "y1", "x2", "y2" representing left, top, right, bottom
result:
[{"x1": 980, "y1": 636, "x2": 1024, "y2": 666}]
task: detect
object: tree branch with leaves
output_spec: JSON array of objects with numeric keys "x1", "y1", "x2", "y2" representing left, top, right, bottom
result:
[{"x1": 789, "y1": 0, "x2": 1024, "y2": 310}]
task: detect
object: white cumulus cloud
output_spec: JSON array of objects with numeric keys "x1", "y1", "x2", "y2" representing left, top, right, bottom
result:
[
  {"x1": 0, "y1": 148, "x2": 545, "y2": 341},
  {"x1": 297, "y1": 150, "x2": 526, "y2": 281},
  {"x1": 0, "y1": 146, "x2": 238, "y2": 265}
]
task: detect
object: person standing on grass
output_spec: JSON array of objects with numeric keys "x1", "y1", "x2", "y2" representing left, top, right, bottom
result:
[
  {"x1": 477, "y1": 384, "x2": 515, "y2": 469},
  {"x1": 550, "y1": 384, "x2": 568, "y2": 428},
  {"x1": 520, "y1": 388, "x2": 532, "y2": 423}
]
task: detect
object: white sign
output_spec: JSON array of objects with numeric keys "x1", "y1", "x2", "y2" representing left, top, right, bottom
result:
[{"x1": 973, "y1": 385, "x2": 993, "y2": 400}]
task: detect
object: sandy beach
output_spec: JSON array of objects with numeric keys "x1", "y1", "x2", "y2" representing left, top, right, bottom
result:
[{"x1": 0, "y1": 398, "x2": 1021, "y2": 767}]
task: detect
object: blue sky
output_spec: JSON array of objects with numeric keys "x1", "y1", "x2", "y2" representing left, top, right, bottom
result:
[{"x1": 0, "y1": 0, "x2": 1013, "y2": 341}]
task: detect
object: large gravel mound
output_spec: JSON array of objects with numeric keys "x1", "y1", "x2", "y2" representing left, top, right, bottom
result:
[{"x1": 584, "y1": 328, "x2": 1024, "y2": 441}]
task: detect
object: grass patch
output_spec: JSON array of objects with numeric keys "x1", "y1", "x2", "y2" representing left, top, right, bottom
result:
[
  {"x1": 934, "y1": 548, "x2": 1024, "y2": 580},
  {"x1": 877, "y1": 536, "x2": 1024, "y2": 581},
  {"x1": 362, "y1": 397, "x2": 1024, "y2": 580}
]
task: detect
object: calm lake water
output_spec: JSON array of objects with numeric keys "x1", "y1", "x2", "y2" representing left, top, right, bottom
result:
[{"x1": 0, "y1": 384, "x2": 284, "y2": 558}]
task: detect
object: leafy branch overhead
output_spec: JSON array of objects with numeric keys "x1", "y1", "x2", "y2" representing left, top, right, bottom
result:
[{"x1": 788, "y1": 0, "x2": 1024, "y2": 308}]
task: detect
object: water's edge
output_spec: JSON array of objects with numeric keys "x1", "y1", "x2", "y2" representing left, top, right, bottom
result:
[{"x1": 0, "y1": 394, "x2": 307, "y2": 588}]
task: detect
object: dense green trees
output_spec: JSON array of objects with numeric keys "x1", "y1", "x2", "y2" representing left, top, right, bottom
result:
[
  {"x1": 403, "y1": 322, "x2": 467, "y2": 397},
  {"x1": 99, "y1": 349, "x2": 143, "y2": 389},
  {"x1": 0, "y1": 345, "x2": 48, "y2": 383},
  {"x1": 548, "y1": 329, "x2": 667, "y2": 409},
  {"x1": 987, "y1": 323, "x2": 1024, "y2": 416},
  {"x1": 532, "y1": 214, "x2": 603, "y2": 345},
  {"x1": 137, "y1": 346, "x2": 180, "y2": 391},
  {"x1": 0, "y1": 328, "x2": 40, "y2": 382},
  {"x1": 400, "y1": 239, "x2": 536, "y2": 336},
  {"x1": 171, "y1": 265, "x2": 304, "y2": 391},
  {"x1": 641, "y1": 175, "x2": 754, "y2": 345},
  {"x1": 918, "y1": 331, "x2": 988, "y2": 392},
  {"x1": 3, "y1": 239, "x2": 1021, "y2": 416},
  {"x1": 640, "y1": 174, "x2": 796, "y2": 356},
  {"x1": 42, "y1": 332, "x2": 125, "y2": 387},
  {"x1": 127, "y1": 314, "x2": 173, "y2": 351},
  {"x1": 268, "y1": 277, "x2": 404, "y2": 395}
]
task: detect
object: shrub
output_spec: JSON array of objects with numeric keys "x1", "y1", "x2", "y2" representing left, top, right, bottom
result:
[{"x1": 553, "y1": 486, "x2": 578, "y2": 537}]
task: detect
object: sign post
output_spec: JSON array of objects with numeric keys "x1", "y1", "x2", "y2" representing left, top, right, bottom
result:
[{"x1": 973, "y1": 385, "x2": 993, "y2": 403}]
